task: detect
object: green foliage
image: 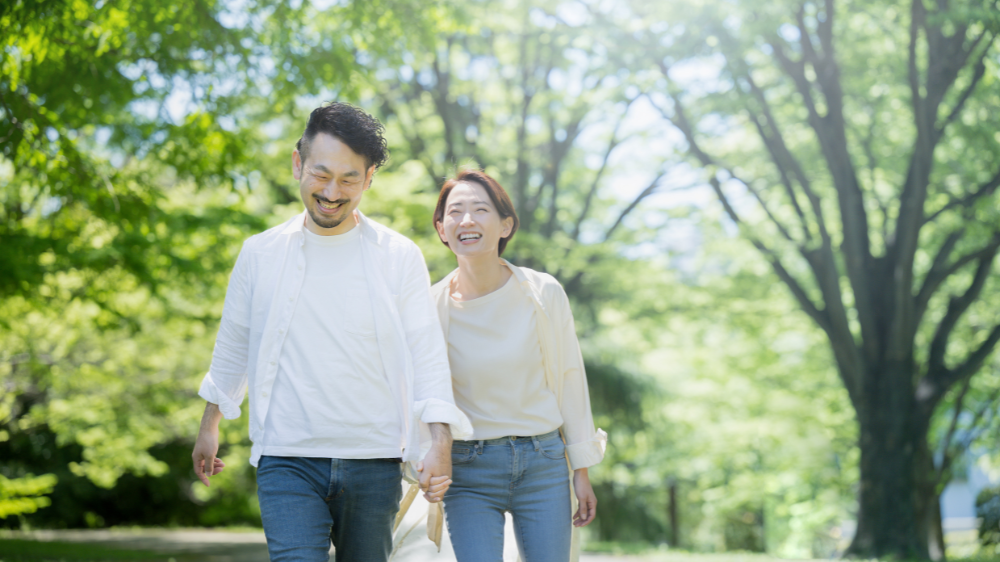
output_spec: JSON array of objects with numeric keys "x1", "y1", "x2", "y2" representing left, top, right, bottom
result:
[
  {"x1": 0, "y1": 473, "x2": 57, "y2": 519},
  {"x1": 978, "y1": 486, "x2": 1000, "y2": 550},
  {"x1": 1, "y1": 0, "x2": 457, "y2": 531},
  {"x1": 4, "y1": 0, "x2": 993, "y2": 557}
]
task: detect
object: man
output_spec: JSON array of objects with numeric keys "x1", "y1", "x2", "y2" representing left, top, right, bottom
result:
[{"x1": 191, "y1": 102, "x2": 472, "y2": 562}]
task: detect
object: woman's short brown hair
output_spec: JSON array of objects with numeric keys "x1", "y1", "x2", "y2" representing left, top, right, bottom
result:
[{"x1": 433, "y1": 169, "x2": 520, "y2": 256}]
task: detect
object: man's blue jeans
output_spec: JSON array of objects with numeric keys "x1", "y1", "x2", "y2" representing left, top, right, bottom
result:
[
  {"x1": 443, "y1": 430, "x2": 572, "y2": 562},
  {"x1": 256, "y1": 456, "x2": 403, "y2": 562}
]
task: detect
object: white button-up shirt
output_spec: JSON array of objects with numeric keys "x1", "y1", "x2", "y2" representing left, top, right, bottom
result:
[{"x1": 199, "y1": 211, "x2": 473, "y2": 466}]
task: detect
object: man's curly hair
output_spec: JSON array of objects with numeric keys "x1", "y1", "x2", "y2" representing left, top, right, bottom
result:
[{"x1": 296, "y1": 102, "x2": 389, "y2": 171}]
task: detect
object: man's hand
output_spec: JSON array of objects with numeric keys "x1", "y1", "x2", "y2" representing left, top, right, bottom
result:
[
  {"x1": 418, "y1": 423, "x2": 452, "y2": 503},
  {"x1": 192, "y1": 402, "x2": 225, "y2": 487},
  {"x1": 572, "y1": 467, "x2": 597, "y2": 527}
]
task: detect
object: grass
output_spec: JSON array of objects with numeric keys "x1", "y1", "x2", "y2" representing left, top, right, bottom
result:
[{"x1": 0, "y1": 539, "x2": 165, "y2": 561}]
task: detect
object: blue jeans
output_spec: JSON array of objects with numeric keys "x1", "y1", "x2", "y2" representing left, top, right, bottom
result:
[
  {"x1": 256, "y1": 456, "x2": 402, "y2": 562},
  {"x1": 444, "y1": 430, "x2": 572, "y2": 562}
]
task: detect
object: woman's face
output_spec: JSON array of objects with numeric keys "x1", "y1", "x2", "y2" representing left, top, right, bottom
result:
[{"x1": 436, "y1": 181, "x2": 513, "y2": 259}]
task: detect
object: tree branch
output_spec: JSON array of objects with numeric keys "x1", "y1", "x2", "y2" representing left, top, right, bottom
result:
[
  {"x1": 542, "y1": 106, "x2": 587, "y2": 238},
  {"x1": 378, "y1": 89, "x2": 442, "y2": 189},
  {"x1": 928, "y1": 242, "x2": 1000, "y2": 375},
  {"x1": 858, "y1": 103, "x2": 890, "y2": 243},
  {"x1": 571, "y1": 100, "x2": 634, "y2": 242},
  {"x1": 915, "y1": 232, "x2": 1000, "y2": 327},
  {"x1": 728, "y1": 54, "x2": 815, "y2": 242},
  {"x1": 935, "y1": 374, "x2": 972, "y2": 483},
  {"x1": 957, "y1": 385, "x2": 1000, "y2": 450},
  {"x1": 512, "y1": 21, "x2": 537, "y2": 229},
  {"x1": 647, "y1": 81, "x2": 796, "y2": 244},
  {"x1": 652, "y1": 59, "x2": 864, "y2": 399},
  {"x1": 925, "y1": 167, "x2": 1000, "y2": 224},
  {"x1": 949, "y1": 323, "x2": 1000, "y2": 388},
  {"x1": 603, "y1": 171, "x2": 665, "y2": 242},
  {"x1": 936, "y1": 382, "x2": 1000, "y2": 486},
  {"x1": 934, "y1": 35, "x2": 992, "y2": 143},
  {"x1": 908, "y1": 0, "x2": 926, "y2": 135},
  {"x1": 771, "y1": 21, "x2": 877, "y2": 360}
]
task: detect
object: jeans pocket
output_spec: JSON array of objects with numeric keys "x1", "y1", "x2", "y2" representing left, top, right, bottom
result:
[
  {"x1": 539, "y1": 439, "x2": 566, "y2": 461},
  {"x1": 451, "y1": 446, "x2": 477, "y2": 465}
]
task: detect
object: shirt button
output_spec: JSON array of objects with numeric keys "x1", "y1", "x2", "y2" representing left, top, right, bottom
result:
[
  {"x1": 298, "y1": 265, "x2": 303, "y2": 270},
  {"x1": 288, "y1": 297, "x2": 293, "y2": 302},
  {"x1": 270, "y1": 361, "x2": 276, "y2": 366},
  {"x1": 261, "y1": 392, "x2": 268, "y2": 397}
]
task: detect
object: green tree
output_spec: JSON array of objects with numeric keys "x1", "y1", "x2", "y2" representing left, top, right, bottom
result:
[
  {"x1": 614, "y1": 0, "x2": 1000, "y2": 557},
  {"x1": 357, "y1": 2, "x2": 868, "y2": 551},
  {"x1": 363, "y1": 0, "x2": 686, "y2": 543},
  {"x1": 0, "y1": 0, "x2": 456, "y2": 526}
]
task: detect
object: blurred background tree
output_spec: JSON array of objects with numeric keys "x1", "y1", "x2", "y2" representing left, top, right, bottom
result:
[
  {"x1": 607, "y1": 0, "x2": 1000, "y2": 558},
  {"x1": 2, "y1": 0, "x2": 998, "y2": 560}
]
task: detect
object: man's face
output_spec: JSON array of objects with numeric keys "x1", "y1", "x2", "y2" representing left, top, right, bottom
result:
[{"x1": 293, "y1": 133, "x2": 375, "y2": 235}]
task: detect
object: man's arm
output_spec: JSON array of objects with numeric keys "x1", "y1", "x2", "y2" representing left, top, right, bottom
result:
[
  {"x1": 192, "y1": 402, "x2": 227, "y2": 487},
  {"x1": 418, "y1": 422, "x2": 452, "y2": 502},
  {"x1": 396, "y1": 246, "x2": 473, "y2": 439},
  {"x1": 198, "y1": 243, "x2": 254, "y2": 421}
]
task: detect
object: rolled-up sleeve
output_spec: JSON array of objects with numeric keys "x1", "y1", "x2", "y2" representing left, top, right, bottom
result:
[
  {"x1": 397, "y1": 245, "x2": 473, "y2": 440},
  {"x1": 550, "y1": 284, "x2": 607, "y2": 470},
  {"x1": 198, "y1": 245, "x2": 252, "y2": 420}
]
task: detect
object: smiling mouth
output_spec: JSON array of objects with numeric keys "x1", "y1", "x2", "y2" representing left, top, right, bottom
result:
[
  {"x1": 315, "y1": 197, "x2": 348, "y2": 213},
  {"x1": 458, "y1": 233, "x2": 482, "y2": 243}
]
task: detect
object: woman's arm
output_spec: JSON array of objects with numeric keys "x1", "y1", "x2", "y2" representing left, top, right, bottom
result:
[
  {"x1": 549, "y1": 283, "x2": 607, "y2": 470},
  {"x1": 573, "y1": 468, "x2": 597, "y2": 527}
]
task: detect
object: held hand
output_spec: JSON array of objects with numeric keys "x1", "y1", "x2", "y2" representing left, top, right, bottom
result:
[
  {"x1": 417, "y1": 444, "x2": 453, "y2": 503},
  {"x1": 572, "y1": 468, "x2": 597, "y2": 527},
  {"x1": 418, "y1": 423, "x2": 453, "y2": 503}
]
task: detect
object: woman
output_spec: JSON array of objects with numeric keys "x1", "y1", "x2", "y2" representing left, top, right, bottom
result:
[{"x1": 431, "y1": 169, "x2": 607, "y2": 561}]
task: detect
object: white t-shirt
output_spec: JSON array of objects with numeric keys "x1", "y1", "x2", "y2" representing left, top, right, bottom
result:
[
  {"x1": 447, "y1": 276, "x2": 564, "y2": 440},
  {"x1": 261, "y1": 226, "x2": 401, "y2": 459}
]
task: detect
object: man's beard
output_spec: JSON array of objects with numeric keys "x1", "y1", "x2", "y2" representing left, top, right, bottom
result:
[{"x1": 308, "y1": 198, "x2": 351, "y2": 229}]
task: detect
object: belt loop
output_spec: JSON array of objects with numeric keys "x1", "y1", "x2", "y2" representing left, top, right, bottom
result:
[
  {"x1": 476, "y1": 440, "x2": 484, "y2": 455},
  {"x1": 531, "y1": 435, "x2": 540, "y2": 451}
]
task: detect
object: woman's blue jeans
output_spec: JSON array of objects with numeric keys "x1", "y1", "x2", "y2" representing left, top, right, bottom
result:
[
  {"x1": 256, "y1": 455, "x2": 402, "y2": 562},
  {"x1": 444, "y1": 430, "x2": 572, "y2": 562}
]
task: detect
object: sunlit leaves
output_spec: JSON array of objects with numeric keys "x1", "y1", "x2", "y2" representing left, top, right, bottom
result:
[{"x1": 0, "y1": 473, "x2": 57, "y2": 519}]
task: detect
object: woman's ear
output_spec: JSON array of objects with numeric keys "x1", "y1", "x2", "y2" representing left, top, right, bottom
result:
[
  {"x1": 501, "y1": 216, "x2": 514, "y2": 238},
  {"x1": 435, "y1": 220, "x2": 449, "y2": 245}
]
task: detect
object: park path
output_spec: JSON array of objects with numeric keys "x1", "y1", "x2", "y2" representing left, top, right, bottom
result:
[
  {"x1": 3, "y1": 495, "x2": 778, "y2": 561},
  {"x1": 3, "y1": 528, "x2": 636, "y2": 562}
]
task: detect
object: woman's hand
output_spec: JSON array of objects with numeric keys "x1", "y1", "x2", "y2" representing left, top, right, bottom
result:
[
  {"x1": 418, "y1": 423, "x2": 453, "y2": 503},
  {"x1": 572, "y1": 467, "x2": 597, "y2": 527}
]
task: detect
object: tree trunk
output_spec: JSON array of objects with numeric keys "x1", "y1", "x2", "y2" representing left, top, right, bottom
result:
[
  {"x1": 668, "y1": 479, "x2": 679, "y2": 548},
  {"x1": 846, "y1": 366, "x2": 931, "y2": 559},
  {"x1": 922, "y1": 487, "x2": 946, "y2": 561},
  {"x1": 916, "y1": 432, "x2": 947, "y2": 561}
]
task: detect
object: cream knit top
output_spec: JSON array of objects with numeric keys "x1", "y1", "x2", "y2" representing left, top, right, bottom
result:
[
  {"x1": 446, "y1": 276, "x2": 565, "y2": 440},
  {"x1": 432, "y1": 260, "x2": 607, "y2": 470}
]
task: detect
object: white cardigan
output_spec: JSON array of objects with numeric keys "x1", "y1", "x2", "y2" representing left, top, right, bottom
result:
[{"x1": 431, "y1": 259, "x2": 607, "y2": 470}]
